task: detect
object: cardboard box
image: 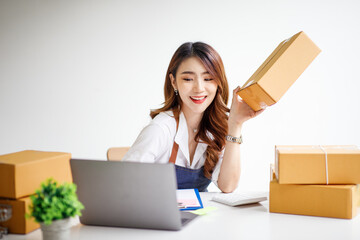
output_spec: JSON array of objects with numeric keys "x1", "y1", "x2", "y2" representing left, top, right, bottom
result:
[
  {"x1": 358, "y1": 185, "x2": 360, "y2": 207},
  {"x1": 238, "y1": 31, "x2": 321, "y2": 111},
  {"x1": 0, "y1": 150, "x2": 72, "y2": 199},
  {"x1": 269, "y1": 179, "x2": 358, "y2": 219},
  {"x1": 0, "y1": 196, "x2": 40, "y2": 234},
  {"x1": 269, "y1": 166, "x2": 359, "y2": 219},
  {"x1": 275, "y1": 145, "x2": 360, "y2": 184}
]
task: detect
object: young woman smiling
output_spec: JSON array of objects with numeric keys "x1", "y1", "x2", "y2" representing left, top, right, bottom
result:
[{"x1": 122, "y1": 42, "x2": 264, "y2": 193}]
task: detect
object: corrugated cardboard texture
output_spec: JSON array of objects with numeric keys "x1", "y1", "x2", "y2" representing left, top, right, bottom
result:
[
  {"x1": 275, "y1": 145, "x2": 360, "y2": 184},
  {"x1": 0, "y1": 150, "x2": 72, "y2": 199},
  {"x1": 238, "y1": 31, "x2": 321, "y2": 111},
  {"x1": 0, "y1": 196, "x2": 39, "y2": 234}
]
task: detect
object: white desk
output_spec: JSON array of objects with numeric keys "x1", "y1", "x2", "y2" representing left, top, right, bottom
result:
[{"x1": 5, "y1": 192, "x2": 360, "y2": 240}]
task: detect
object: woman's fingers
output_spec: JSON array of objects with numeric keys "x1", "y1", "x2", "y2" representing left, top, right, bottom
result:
[
  {"x1": 229, "y1": 85, "x2": 265, "y2": 124},
  {"x1": 233, "y1": 86, "x2": 241, "y2": 95},
  {"x1": 232, "y1": 86, "x2": 242, "y2": 105},
  {"x1": 254, "y1": 108, "x2": 265, "y2": 117}
]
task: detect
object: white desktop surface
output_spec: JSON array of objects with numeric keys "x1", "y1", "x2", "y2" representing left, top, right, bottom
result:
[{"x1": 5, "y1": 192, "x2": 360, "y2": 240}]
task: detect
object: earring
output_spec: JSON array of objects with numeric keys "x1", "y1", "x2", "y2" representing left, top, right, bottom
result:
[{"x1": 174, "y1": 89, "x2": 178, "y2": 96}]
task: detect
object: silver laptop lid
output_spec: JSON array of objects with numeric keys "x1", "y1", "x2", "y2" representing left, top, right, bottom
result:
[{"x1": 70, "y1": 159, "x2": 182, "y2": 231}]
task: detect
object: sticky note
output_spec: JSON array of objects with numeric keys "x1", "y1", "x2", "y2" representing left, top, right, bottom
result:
[{"x1": 190, "y1": 206, "x2": 217, "y2": 215}]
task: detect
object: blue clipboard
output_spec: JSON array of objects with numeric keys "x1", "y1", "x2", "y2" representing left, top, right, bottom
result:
[{"x1": 179, "y1": 188, "x2": 203, "y2": 211}]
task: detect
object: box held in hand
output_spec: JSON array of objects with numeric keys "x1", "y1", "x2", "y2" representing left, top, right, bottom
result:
[{"x1": 238, "y1": 31, "x2": 321, "y2": 111}]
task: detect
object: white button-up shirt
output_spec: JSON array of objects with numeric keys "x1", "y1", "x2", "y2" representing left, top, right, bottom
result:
[{"x1": 122, "y1": 111, "x2": 223, "y2": 186}]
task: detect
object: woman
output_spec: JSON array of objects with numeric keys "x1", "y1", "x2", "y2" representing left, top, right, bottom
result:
[{"x1": 122, "y1": 42, "x2": 264, "y2": 193}]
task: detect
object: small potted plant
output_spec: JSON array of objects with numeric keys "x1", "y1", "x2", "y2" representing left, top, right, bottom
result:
[{"x1": 27, "y1": 178, "x2": 84, "y2": 240}]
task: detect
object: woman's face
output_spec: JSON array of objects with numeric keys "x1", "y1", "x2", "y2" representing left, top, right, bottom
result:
[{"x1": 171, "y1": 57, "x2": 218, "y2": 115}]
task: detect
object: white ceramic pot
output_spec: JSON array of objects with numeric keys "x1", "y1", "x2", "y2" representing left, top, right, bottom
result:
[{"x1": 40, "y1": 218, "x2": 72, "y2": 240}]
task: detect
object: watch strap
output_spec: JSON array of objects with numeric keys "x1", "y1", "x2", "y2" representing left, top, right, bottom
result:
[{"x1": 225, "y1": 134, "x2": 243, "y2": 144}]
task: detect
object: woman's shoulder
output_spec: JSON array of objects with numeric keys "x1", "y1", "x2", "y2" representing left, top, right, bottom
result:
[
  {"x1": 151, "y1": 111, "x2": 175, "y2": 125},
  {"x1": 149, "y1": 110, "x2": 176, "y2": 135}
]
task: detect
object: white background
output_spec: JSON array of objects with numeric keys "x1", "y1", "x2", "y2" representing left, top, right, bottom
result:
[{"x1": 1, "y1": 0, "x2": 359, "y2": 192}]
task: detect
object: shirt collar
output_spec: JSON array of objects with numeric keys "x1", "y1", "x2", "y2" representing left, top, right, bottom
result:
[{"x1": 174, "y1": 111, "x2": 208, "y2": 166}]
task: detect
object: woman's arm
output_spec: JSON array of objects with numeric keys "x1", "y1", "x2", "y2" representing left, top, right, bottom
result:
[{"x1": 217, "y1": 86, "x2": 264, "y2": 193}]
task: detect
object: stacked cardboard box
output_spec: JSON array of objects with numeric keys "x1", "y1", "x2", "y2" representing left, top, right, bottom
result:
[
  {"x1": 0, "y1": 150, "x2": 72, "y2": 234},
  {"x1": 235, "y1": 31, "x2": 359, "y2": 218},
  {"x1": 269, "y1": 145, "x2": 360, "y2": 219}
]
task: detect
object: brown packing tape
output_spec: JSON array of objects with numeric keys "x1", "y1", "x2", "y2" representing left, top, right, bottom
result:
[{"x1": 0, "y1": 196, "x2": 39, "y2": 234}]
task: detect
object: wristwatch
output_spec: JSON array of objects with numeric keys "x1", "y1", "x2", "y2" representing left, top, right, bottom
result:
[{"x1": 225, "y1": 134, "x2": 243, "y2": 144}]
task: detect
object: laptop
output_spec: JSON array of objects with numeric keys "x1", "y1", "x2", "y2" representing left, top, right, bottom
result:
[{"x1": 70, "y1": 159, "x2": 198, "y2": 231}]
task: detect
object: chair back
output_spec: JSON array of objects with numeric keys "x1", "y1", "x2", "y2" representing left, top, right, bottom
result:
[{"x1": 107, "y1": 147, "x2": 130, "y2": 161}]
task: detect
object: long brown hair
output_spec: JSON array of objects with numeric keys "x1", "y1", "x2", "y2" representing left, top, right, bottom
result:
[{"x1": 150, "y1": 42, "x2": 229, "y2": 179}]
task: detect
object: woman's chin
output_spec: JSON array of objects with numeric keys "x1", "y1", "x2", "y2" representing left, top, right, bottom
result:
[
  {"x1": 189, "y1": 106, "x2": 208, "y2": 115},
  {"x1": 182, "y1": 100, "x2": 211, "y2": 115}
]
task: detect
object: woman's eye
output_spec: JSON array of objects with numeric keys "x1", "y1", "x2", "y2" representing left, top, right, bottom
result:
[
  {"x1": 183, "y1": 78, "x2": 192, "y2": 81},
  {"x1": 205, "y1": 78, "x2": 214, "y2": 81}
]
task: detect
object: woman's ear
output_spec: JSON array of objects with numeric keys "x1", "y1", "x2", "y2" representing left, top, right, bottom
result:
[{"x1": 170, "y1": 73, "x2": 177, "y2": 89}]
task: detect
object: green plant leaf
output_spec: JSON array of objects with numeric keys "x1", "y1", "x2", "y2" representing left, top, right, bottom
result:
[{"x1": 26, "y1": 178, "x2": 84, "y2": 225}]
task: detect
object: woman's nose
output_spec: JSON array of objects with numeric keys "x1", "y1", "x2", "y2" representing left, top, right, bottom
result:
[{"x1": 194, "y1": 79, "x2": 205, "y2": 92}]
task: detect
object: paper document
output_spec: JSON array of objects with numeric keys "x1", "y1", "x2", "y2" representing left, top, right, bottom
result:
[{"x1": 176, "y1": 189, "x2": 203, "y2": 211}]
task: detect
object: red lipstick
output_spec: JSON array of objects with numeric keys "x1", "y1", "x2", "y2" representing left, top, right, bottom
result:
[{"x1": 190, "y1": 96, "x2": 207, "y2": 104}]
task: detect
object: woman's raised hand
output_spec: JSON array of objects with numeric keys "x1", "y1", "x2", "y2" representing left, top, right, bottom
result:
[{"x1": 228, "y1": 86, "x2": 265, "y2": 128}]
